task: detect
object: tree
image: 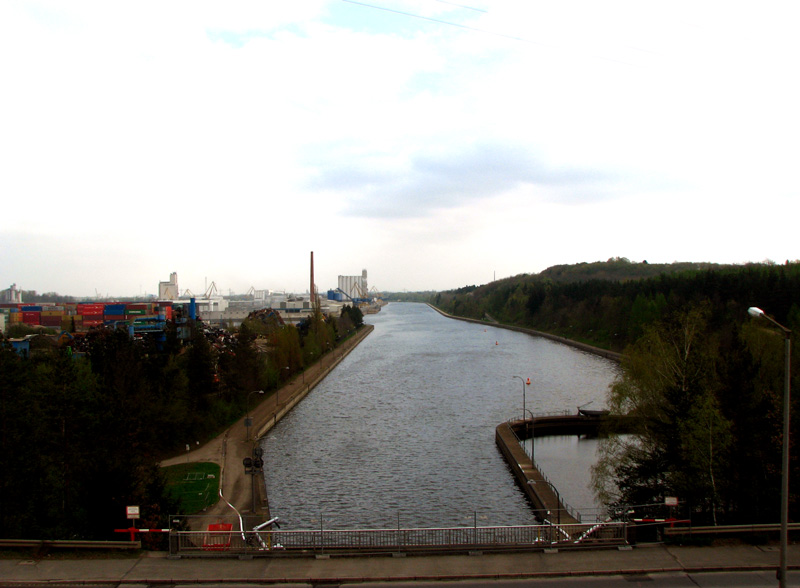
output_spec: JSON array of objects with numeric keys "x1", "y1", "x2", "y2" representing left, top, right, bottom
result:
[
  {"x1": 592, "y1": 303, "x2": 733, "y2": 523},
  {"x1": 341, "y1": 305, "x2": 364, "y2": 329}
]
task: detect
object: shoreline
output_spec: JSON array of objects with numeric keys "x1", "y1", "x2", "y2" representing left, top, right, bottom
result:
[{"x1": 426, "y1": 303, "x2": 622, "y2": 363}]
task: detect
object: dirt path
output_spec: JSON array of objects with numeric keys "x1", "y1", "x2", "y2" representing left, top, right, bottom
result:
[{"x1": 161, "y1": 325, "x2": 375, "y2": 529}]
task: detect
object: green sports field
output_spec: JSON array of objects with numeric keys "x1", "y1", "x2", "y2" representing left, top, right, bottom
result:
[{"x1": 163, "y1": 462, "x2": 221, "y2": 514}]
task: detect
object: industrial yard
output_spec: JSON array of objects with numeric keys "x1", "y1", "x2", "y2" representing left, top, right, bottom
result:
[{"x1": 0, "y1": 261, "x2": 384, "y2": 336}]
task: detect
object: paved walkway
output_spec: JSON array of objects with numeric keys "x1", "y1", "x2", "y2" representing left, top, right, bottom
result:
[
  {"x1": 1, "y1": 542, "x2": 797, "y2": 584},
  {"x1": 161, "y1": 325, "x2": 375, "y2": 526}
]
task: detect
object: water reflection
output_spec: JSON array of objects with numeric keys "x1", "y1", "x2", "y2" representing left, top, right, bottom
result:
[{"x1": 262, "y1": 303, "x2": 618, "y2": 530}]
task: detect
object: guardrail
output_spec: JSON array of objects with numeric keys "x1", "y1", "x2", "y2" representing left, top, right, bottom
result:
[
  {"x1": 169, "y1": 521, "x2": 626, "y2": 557},
  {"x1": 665, "y1": 523, "x2": 800, "y2": 537},
  {"x1": 0, "y1": 539, "x2": 141, "y2": 550}
]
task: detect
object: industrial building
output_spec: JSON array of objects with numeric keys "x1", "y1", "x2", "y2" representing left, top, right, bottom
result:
[
  {"x1": 1, "y1": 263, "x2": 380, "y2": 335},
  {"x1": 337, "y1": 270, "x2": 369, "y2": 302}
]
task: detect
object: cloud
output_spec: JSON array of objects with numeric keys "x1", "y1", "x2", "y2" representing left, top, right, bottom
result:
[
  {"x1": 1, "y1": 1, "x2": 798, "y2": 296},
  {"x1": 306, "y1": 139, "x2": 617, "y2": 218}
]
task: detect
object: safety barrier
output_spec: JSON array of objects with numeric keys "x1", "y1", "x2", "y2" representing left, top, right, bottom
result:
[{"x1": 169, "y1": 521, "x2": 627, "y2": 557}]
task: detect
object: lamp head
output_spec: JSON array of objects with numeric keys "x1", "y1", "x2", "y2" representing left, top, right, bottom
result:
[{"x1": 748, "y1": 307, "x2": 765, "y2": 318}]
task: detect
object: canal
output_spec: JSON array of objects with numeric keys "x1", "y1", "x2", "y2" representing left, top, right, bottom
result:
[{"x1": 262, "y1": 302, "x2": 619, "y2": 530}]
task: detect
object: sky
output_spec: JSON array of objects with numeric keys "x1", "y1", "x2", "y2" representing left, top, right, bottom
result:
[{"x1": 1, "y1": 1, "x2": 799, "y2": 298}]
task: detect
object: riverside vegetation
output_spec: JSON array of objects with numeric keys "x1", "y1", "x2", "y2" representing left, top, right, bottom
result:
[
  {"x1": 432, "y1": 259, "x2": 800, "y2": 526},
  {"x1": 0, "y1": 304, "x2": 364, "y2": 546}
]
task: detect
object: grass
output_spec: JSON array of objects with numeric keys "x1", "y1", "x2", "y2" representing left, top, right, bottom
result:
[{"x1": 163, "y1": 462, "x2": 221, "y2": 514}]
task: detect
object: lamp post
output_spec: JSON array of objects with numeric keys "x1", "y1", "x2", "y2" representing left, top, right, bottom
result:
[
  {"x1": 245, "y1": 390, "x2": 264, "y2": 441},
  {"x1": 748, "y1": 306, "x2": 791, "y2": 588},
  {"x1": 512, "y1": 376, "x2": 531, "y2": 421},
  {"x1": 513, "y1": 376, "x2": 532, "y2": 450}
]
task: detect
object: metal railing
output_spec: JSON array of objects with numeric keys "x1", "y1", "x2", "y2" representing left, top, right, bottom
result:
[
  {"x1": 506, "y1": 420, "x2": 587, "y2": 524},
  {"x1": 169, "y1": 520, "x2": 626, "y2": 557}
]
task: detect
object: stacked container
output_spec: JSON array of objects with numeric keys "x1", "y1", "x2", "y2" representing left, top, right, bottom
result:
[
  {"x1": 78, "y1": 303, "x2": 104, "y2": 328},
  {"x1": 22, "y1": 311, "x2": 41, "y2": 325},
  {"x1": 41, "y1": 307, "x2": 64, "y2": 328},
  {"x1": 104, "y1": 304, "x2": 127, "y2": 323}
]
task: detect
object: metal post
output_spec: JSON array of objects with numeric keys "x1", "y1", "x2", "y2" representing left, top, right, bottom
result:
[
  {"x1": 748, "y1": 307, "x2": 791, "y2": 588},
  {"x1": 780, "y1": 332, "x2": 791, "y2": 588}
]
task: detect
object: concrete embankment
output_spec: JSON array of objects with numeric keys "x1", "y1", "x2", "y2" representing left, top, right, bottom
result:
[
  {"x1": 427, "y1": 303, "x2": 623, "y2": 363},
  {"x1": 495, "y1": 420, "x2": 580, "y2": 525},
  {"x1": 496, "y1": 415, "x2": 640, "y2": 525}
]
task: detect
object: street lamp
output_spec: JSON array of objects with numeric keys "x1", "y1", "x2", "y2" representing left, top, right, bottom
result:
[
  {"x1": 513, "y1": 376, "x2": 532, "y2": 453},
  {"x1": 245, "y1": 390, "x2": 264, "y2": 441},
  {"x1": 512, "y1": 376, "x2": 531, "y2": 422},
  {"x1": 748, "y1": 306, "x2": 792, "y2": 588}
]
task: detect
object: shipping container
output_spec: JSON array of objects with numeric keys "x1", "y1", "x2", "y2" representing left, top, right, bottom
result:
[
  {"x1": 22, "y1": 311, "x2": 41, "y2": 325},
  {"x1": 42, "y1": 310, "x2": 65, "y2": 317},
  {"x1": 21, "y1": 306, "x2": 43, "y2": 312},
  {"x1": 40, "y1": 316, "x2": 63, "y2": 327},
  {"x1": 125, "y1": 309, "x2": 147, "y2": 315}
]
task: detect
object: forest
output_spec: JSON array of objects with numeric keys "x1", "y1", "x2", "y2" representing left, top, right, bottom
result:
[
  {"x1": 432, "y1": 260, "x2": 800, "y2": 525},
  {"x1": 0, "y1": 305, "x2": 364, "y2": 540}
]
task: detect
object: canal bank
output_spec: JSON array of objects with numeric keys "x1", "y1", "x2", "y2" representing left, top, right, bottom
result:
[
  {"x1": 427, "y1": 303, "x2": 623, "y2": 363},
  {"x1": 161, "y1": 324, "x2": 375, "y2": 528}
]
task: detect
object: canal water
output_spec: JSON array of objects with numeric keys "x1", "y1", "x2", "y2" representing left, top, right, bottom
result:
[{"x1": 262, "y1": 302, "x2": 619, "y2": 530}]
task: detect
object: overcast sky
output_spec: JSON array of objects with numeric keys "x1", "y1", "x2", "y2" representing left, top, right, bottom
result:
[{"x1": 2, "y1": 1, "x2": 798, "y2": 298}]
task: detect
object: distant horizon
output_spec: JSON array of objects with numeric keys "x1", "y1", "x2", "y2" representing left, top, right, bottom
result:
[{"x1": 6, "y1": 257, "x2": 796, "y2": 301}]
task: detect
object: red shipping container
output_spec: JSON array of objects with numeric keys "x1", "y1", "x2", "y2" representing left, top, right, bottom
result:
[
  {"x1": 41, "y1": 316, "x2": 63, "y2": 327},
  {"x1": 22, "y1": 311, "x2": 41, "y2": 325},
  {"x1": 83, "y1": 319, "x2": 103, "y2": 327},
  {"x1": 104, "y1": 314, "x2": 126, "y2": 321}
]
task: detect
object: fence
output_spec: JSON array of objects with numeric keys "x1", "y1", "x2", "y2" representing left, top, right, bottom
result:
[
  {"x1": 169, "y1": 519, "x2": 627, "y2": 557},
  {"x1": 505, "y1": 417, "x2": 588, "y2": 524}
]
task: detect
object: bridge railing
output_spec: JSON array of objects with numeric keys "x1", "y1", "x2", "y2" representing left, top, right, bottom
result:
[{"x1": 169, "y1": 521, "x2": 627, "y2": 557}]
